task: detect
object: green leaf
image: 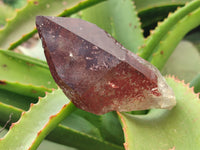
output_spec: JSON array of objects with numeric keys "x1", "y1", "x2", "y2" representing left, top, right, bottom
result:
[
  {"x1": 99, "y1": 112, "x2": 124, "y2": 146},
  {"x1": 38, "y1": 140, "x2": 77, "y2": 150},
  {"x1": 134, "y1": 0, "x2": 193, "y2": 12},
  {"x1": 138, "y1": 0, "x2": 200, "y2": 62},
  {"x1": 0, "y1": 89, "x2": 124, "y2": 150},
  {"x1": 60, "y1": 109, "x2": 103, "y2": 139},
  {"x1": 118, "y1": 76, "x2": 200, "y2": 150},
  {"x1": 3, "y1": 0, "x2": 27, "y2": 9},
  {"x1": 0, "y1": 89, "x2": 37, "y2": 111},
  {"x1": 60, "y1": 110, "x2": 124, "y2": 146},
  {"x1": 0, "y1": 89, "x2": 76, "y2": 150},
  {"x1": 184, "y1": 30, "x2": 200, "y2": 52},
  {"x1": 0, "y1": 0, "x2": 105, "y2": 50},
  {"x1": 0, "y1": 50, "x2": 56, "y2": 97},
  {"x1": 190, "y1": 74, "x2": 200, "y2": 94},
  {"x1": 0, "y1": 100, "x2": 23, "y2": 128},
  {"x1": 162, "y1": 40, "x2": 200, "y2": 83},
  {"x1": 0, "y1": 126, "x2": 7, "y2": 138},
  {"x1": 47, "y1": 123, "x2": 124, "y2": 150},
  {"x1": 150, "y1": 6, "x2": 200, "y2": 70},
  {"x1": 82, "y1": 0, "x2": 144, "y2": 53},
  {"x1": 135, "y1": 0, "x2": 193, "y2": 30},
  {"x1": 0, "y1": 4, "x2": 15, "y2": 27}
]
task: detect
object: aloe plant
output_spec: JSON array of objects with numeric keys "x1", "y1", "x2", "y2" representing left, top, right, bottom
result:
[{"x1": 0, "y1": 0, "x2": 199, "y2": 150}]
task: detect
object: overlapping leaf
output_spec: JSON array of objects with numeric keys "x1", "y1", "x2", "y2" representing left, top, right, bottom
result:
[
  {"x1": 0, "y1": 50, "x2": 56, "y2": 97},
  {"x1": 119, "y1": 76, "x2": 200, "y2": 150},
  {"x1": 0, "y1": 89, "x2": 124, "y2": 150},
  {"x1": 138, "y1": 0, "x2": 200, "y2": 70},
  {"x1": 0, "y1": 89, "x2": 76, "y2": 150},
  {"x1": 0, "y1": 0, "x2": 105, "y2": 50}
]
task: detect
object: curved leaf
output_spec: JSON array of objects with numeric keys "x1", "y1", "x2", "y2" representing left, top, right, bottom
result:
[
  {"x1": 0, "y1": 89, "x2": 76, "y2": 150},
  {"x1": 60, "y1": 110, "x2": 124, "y2": 146},
  {"x1": 135, "y1": 0, "x2": 193, "y2": 30},
  {"x1": 162, "y1": 41, "x2": 200, "y2": 82},
  {"x1": 0, "y1": 50, "x2": 56, "y2": 97},
  {"x1": 150, "y1": 6, "x2": 200, "y2": 70},
  {"x1": 0, "y1": 89, "x2": 37, "y2": 111},
  {"x1": 190, "y1": 73, "x2": 200, "y2": 94},
  {"x1": 0, "y1": 4, "x2": 15, "y2": 27},
  {"x1": 138, "y1": 0, "x2": 200, "y2": 61},
  {"x1": 3, "y1": 0, "x2": 27, "y2": 9},
  {"x1": 134, "y1": 0, "x2": 193, "y2": 12},
  {"x1": 48, "y1": 123, "x2": 124, "y2": 150},
  {"x1": 0, "y1": 89, "x2": 124, "y2": 150},
  {"x1": 118, "y1": 76, "x2": 200, "y2": 150},
  {"x1": 0, "y1": 0, "x2": 105, "y2": 50}
]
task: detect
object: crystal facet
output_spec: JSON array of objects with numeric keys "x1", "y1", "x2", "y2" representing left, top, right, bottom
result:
[{"x1": 36, "y1": 16, "x2": 176, "y2": 115}]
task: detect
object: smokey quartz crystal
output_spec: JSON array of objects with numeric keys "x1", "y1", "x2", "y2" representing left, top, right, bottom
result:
[{"x1": 36, "y1": 16, "x2": 176, "y2": 115}]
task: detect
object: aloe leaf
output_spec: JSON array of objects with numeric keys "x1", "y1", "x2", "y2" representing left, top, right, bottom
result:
[
  {"x1": 0, "y1": 89, "x2": 76, "y2": 150},
  {"x1": 59, "y1": 110, "x2": 124, "y2": 147},
  {"x1": 9, "y1": 0, "x2": 106, "y2": 50},
  {"x1": 0, "y1": 89, "x2": 124, "y2": 149},
  {"x1": 0, "y1": 4, "x2": 15, "y2": 27},
  {"x1": 82, "y1": 0, "x2": 144, "y2": 53},
  {"x1": 151, "y1": 7, "x2": 200, "y2": 70},
  {"x1": 0, "y1": 106, "x2": 124, "y2": 150},
  {"x1": 162, "y1": 41, "x2": 200, "y2": 82},
  {"x1": 0, "y1": 89, "x2": 37, "y2": 129},
  {"x1": 190, "y1": 74, "x2": 200, "y2": 94},
  {"x1": 0, "y1": 81, "x2": 53, "y2": 98},
  {"x1": 184, "y1": 30, "x2": 200, "y2": 52},
  {"x1": 60, "y1": 109, "x2": 103, "y2": 139},
  {"x1": 118, "y1": 76, "x2": 200, "y2": 150},
  {"x1": 134, "y1": 0, "x2": 193, "y2": 12},
  {"x1": 135, "y1": 0, "x2": 193, "y2": 30},
  {"x1": 0, "y1": 127, "x2": 7, "y2": 138},
  {"x1": 0, "y1": 129, "x2": 77, "y2": 150},
  {"x1": 0, "y1": 0, "x2": 105, "y2": 50},
  {"x1": 99, "y1": 112, "x2": 124, "y2": 146},
  {"x1": 138, "y1": 0, "x2": 200, "y2": 61},
  {"x1": 38, "y1": 139, "x2": 77, "y2": 150},
  {"x1": 3, "y1": 0, "x2": 27, "y2": 9},
  {"x1": 0, "y1": 50, "x2": 56, "y2": 97},
  {"x1": 47, "y1": 124, "x2": 124, "y2": 150},
  {"x1": 0, "y1": 89, "x2": 37, "y2": 111},
  {"x1": 0, "y1": 100, "x2": 23, "y2": 127},
  {"x1": 138, "y1": 5, "x2": 180, "y2": 33}
]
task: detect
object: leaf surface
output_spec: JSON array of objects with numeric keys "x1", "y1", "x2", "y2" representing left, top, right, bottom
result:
[
  {"x1": 0, "y1": 89, "x2": 124, "y2": 150},
  {"x1": 190, "y1": 74, "x2": 200, "y2": 94},
  {"x1": 134, "y1": 0, "x2": 193, "y2": 12},
  {"x1": 0, "y1": 50, "x2": 56, "y2": 97},
  {"x1": 137, "y1": 0, "x2": 200, "y2": 72},
  {"x1": 0, "y1": 0, "x2": 105, "y2": 50},
  {"x1": 118, "y1": 76, "x2": 200, "y2": 150},
  {"x1": 0, "y1": 89, "x2": 76, "y2": 150},
  {"x1": 162, "y1": 41, "x2": 200, "y2": 82}
]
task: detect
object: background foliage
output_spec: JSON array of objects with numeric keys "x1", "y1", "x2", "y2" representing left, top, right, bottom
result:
[{"x1": 0, "y1": 0, "x2": 199, "y2": 149}]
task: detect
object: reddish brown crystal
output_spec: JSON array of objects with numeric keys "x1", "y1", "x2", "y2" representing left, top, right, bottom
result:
[{"x1": 36, "y1": 16, "x2": 176, "y2": 115}]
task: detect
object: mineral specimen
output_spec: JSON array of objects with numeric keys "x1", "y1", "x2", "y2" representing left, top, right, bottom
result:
[{"x1": 36, "y1": 16, "x2": 176, "y2": 115}]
